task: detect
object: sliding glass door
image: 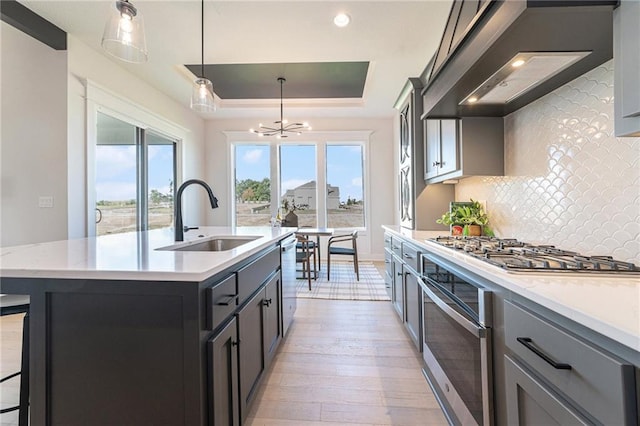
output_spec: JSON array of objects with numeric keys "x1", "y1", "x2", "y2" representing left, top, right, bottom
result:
[{"x1": 95, "y1": 112, "x2": 176, "y2": 236}]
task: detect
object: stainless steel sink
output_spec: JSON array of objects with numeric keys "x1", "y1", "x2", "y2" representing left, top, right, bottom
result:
[{"x1": 160, "y1": 236, "x2": 261, "y2": 252}]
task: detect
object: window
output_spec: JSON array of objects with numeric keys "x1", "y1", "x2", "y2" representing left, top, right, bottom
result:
[
  {"x1": 280, "y1": 145, "x2": 317, "y2": 227},
  {"x1": 234, "y1": 145, "x2": 271, "y2": 226},
  {"x1": 95, "y1": 112, "x2": 176, "y2": 236},
  {"x1": 232, "y1": 137, "x2": 367, "y2": 230},
  {"x1": 326, "y1": 144, "x2": 364, "y2": 228}
]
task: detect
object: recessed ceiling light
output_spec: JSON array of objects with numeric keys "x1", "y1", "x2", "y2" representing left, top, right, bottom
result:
[
  {"x1": 468, "y1": 96, "x2": 478, "y2": 103},
  {"x1": 511, "y1": 59, "x2": 526, "y2": 68},
  {"x1": 334, "y1": 13, "x2": 350, "y2": 27}
]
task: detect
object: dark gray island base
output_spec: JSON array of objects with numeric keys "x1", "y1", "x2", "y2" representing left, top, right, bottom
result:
[{"x1": 2, "y1": 241, "x2": 296, "y2": 426}]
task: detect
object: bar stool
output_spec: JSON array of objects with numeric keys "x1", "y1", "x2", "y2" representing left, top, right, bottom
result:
[{"x1": 0, "y1": 294, "x2": 30, "y2": 426}]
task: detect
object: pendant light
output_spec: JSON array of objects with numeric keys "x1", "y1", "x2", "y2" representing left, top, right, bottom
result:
[
  {"x1": 190, "y1": 0, "x2": 215, "y2": 112},
  {"x1": 250, "y1": 78, "x2": 311, "y2": 138},
  {"x1": 101, "y1": 0, "x2": 148, "y2": 63}
]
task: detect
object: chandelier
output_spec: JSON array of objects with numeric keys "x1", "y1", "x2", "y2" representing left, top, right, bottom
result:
[{"x1": 250, "y1": 78, "x2": 311, "y2": 138}]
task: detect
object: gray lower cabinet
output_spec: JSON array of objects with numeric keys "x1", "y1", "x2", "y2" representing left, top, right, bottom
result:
[
  {"x1": 404, "y1": 269, "x2": 421, "y2": 351},
  {"x1": 392, "y1": 257, "x2": 404, "y2": 318},
  {"x1": 387, "y1": 234, "x2": 422, "y2": 351},
  {"x1": 208, "y1": 318, "x2": 240, "y2": 426},
  {"x1": 237, "y1": 272, "x2": 281, "y2": 422},
  {"x1": 280, "y1": 236, "x2": 296, "y2": 337},
  {"x1": 505, "y1": 355, "x2": 590, "y2": 425},
  {"x1": 503, "y1": 300, "x2": 637, "y2": 425},
  {"x1": 263, "y1": 272, "x2": 281, "y2": 368},
  {"x1": 384, "y1": 248, "x2": 394, "y2": 300},
  {"x1": 1, "y1": 242, "x2": 287, "y2": 426}
]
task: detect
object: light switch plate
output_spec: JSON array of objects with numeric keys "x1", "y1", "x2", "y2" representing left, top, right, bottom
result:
[{"x1": 39, "y1": 196, "x2": 54, "y2": 208}]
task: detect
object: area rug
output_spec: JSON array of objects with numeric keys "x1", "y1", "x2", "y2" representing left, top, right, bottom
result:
[{"x1": 295, "y1": 261, "x2": 390, "y2": 301}]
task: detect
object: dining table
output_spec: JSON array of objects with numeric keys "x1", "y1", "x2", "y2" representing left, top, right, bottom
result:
[{"x1": 294, "y1": 227, "x2": 334, "y2": 271}]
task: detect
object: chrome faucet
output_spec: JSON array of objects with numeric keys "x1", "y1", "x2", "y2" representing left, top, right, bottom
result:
[{"x1": 175, "y1": 179, "x2": 219, "y2": 241}]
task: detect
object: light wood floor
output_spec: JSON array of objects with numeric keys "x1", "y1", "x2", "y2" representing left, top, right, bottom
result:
[{"x1": 245, "y1": 298, "x2": 449, "y2": 425}]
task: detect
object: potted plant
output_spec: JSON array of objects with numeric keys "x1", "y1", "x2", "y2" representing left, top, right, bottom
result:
[{"x1": 436, "y1": 200, "x2": 493, "y2": 236}]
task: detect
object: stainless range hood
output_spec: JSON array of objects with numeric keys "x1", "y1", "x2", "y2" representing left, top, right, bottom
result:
[{"x1": 421, "y1": 0, "x2": 617, "y2": 118}]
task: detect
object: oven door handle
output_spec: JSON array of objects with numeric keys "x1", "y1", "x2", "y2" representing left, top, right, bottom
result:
[{"x1": 422, "y1": 279, "x2": 485, "y2": 338}]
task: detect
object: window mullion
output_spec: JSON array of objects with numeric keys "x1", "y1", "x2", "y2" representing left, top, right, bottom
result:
[
  {"x1": 317, "y1": 142, "x2": 327, "y2": 228},
  {"x1": 271, "y1": 143, "x2": 279, "y2": 219},
  {"x1": 137, "y1": 127, "x2": 148, "y2": 231}
]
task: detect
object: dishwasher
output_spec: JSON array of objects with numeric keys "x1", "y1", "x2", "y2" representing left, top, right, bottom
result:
[{"x1": 280, "y1": 236, "x2": 297, "y2": 336}]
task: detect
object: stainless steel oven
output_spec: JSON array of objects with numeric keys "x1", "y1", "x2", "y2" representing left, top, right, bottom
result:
[{"x1": 421, "y1": 253, "x2": 493, "y2": 426}]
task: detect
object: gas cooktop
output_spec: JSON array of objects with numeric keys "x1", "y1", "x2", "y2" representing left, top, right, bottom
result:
[{"x1": 429, "y1": 236, "x2": 640, "y2": 274}]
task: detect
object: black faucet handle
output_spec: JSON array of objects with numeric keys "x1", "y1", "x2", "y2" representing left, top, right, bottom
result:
[{"x1": 183, "y1": 226, "x2": 199, "y2": 232}]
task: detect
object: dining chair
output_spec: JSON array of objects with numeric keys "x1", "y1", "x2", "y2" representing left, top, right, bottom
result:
[
  {"x1": 295, "y1": 234, "x2": 317, "y2": 290},
  {"x1": 0, "y1": 295, "x2": 30, "y2": 426},
  {"x1": 327, "y1": 230, "x2": 359, "y2": 281}
]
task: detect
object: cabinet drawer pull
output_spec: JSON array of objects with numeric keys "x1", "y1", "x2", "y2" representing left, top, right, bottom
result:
[
  {"x1": 432, "y1": 161, "x2": 441, "y2": 167},
  {"x1": 403, "y1": 253, "x2": 414, "y2": 259},
  {"x1": 392, "y1": 245, "x2": 401, "y2": 250},
  {"x1": 262, "y1": 298, "x2": 273, "y2": 307},
  {"x1": 517, "y1": 337, "x2": 572, "y2": 370},
  {"x1": 216, "y1": 294, "x2": 236, "y2": 306},
  {"x1": 231, "y1": 340, "x2": 239, "y2": 347},
  {"x1": 397, "y1": 271, "x2": 403, "y2": 277}
]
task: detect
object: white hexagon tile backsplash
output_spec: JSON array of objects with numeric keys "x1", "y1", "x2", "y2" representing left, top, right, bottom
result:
[{"x1": 456, "y1": 60, "x2": 640, "y2": 264}]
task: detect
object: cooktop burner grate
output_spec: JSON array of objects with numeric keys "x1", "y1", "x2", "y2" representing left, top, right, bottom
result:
[{"x1": 429, "y1": 236, "x2": 640, "y2": 274}]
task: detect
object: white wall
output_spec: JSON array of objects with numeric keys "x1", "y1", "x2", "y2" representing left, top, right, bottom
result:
[
  {"x1": 457, "y1": 60, "x2": 640, "y2": 264},
  {"x1": 205, "y1": 117, "x2": 396, "y2": 259},
  {"x1": 1, "y1": 22, "x2": 68, "y2": 246}
]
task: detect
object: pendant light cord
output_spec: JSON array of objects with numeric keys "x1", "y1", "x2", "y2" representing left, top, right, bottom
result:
[
  {"x1": 200, "y1": 0, "x2": 204, "y2": 79},
  {"x1": 280, "y1": 78, "x2": 284, "y2": 133}
]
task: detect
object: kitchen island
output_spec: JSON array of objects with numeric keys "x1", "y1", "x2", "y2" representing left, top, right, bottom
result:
[
  {"x1": 383, "y1": 225, "x2": 640, "y2": 426},
  {"x1": 0, "y1": 226, "x2": 296, "y2": 426}
]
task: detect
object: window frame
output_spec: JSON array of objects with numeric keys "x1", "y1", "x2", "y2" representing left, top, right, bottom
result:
[
  {"x1": 86, "y1": 81, "x2": 186, "y2": 237},
  {"x1": 325, "y1": 141, "x2": 367, "y2": 230},
  {"x1": 228, "y1": 131, "x2": 371, "y2": 232}
]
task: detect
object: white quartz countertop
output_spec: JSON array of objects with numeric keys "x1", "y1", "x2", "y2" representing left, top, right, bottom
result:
[
  {"x1": 383, "y1": 226, "x2": 640, "y2": 352},
  {"x1": 0, "y1": 226, "x2": 295, "y2": 282}
]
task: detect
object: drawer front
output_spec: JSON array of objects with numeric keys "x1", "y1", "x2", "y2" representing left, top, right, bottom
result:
[
  {"x1": 384, "y1": 248, "x2": 393, "y2": 298},
  {"x1": 384, "y1": 233, "x2": 392, "y2": 250},
  {"x1": 401, "y1": 242, "x2": 421, "y2": 273},
  {"x1": 384, "y1": 248, "x2": 393, "y2": 278},
  {"x1": 237, "y1": 246, "x2": 280, "y2": 304},
  {"x1": 504, "y1": 300, "x2": 636, "y2": 425},
  {"x1": 207, "y1": 274, "x2": 238, "y2": 331},
  {"x1": 390, "y1": 237, "x2": 403, "y2": 258}
]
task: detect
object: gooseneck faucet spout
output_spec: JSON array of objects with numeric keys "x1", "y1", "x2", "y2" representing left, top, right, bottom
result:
[{"x1": 175, "y1": 179, "x2": 219, "y2": 241}]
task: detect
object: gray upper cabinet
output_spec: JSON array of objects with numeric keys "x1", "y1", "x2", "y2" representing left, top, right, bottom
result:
[
  {"x1": 424, "y1": 119, "x2": 459, "y2": 180},
  {"x1": 395, "y1": 79, "x2": 455, "y2": 230},
  {"x1": 423, "y1": 117, "x2": 504, "y2": 184},
  {"x1": 396, "y1": 78, "x2": 423, "y2": 229},
  {"x1": 614, "y1": 0, "x2": 640, "y2": 137}
]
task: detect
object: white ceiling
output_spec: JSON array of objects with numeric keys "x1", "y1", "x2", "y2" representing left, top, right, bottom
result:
[{"x1": 22, "y1": 0, "x2": 452, "y2": 119}]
